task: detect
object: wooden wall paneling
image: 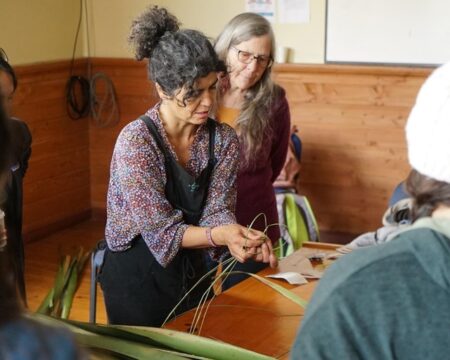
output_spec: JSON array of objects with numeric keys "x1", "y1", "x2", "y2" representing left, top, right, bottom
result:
[
  {"x1": 273, "y1": 64, "x2": 432, "y2": 234},
  {"x1": 11, "y1": 59, "x2": 434, "y2": 242},
  {"x1": 87, "y1": 61, "x2": 433, "y2": 235},
  {"x1": 88, "y1": 58, "x2": 159, "y2": 211},
  {"x1": 14, "y1": 60, "x2": 91, "y2": 241}
]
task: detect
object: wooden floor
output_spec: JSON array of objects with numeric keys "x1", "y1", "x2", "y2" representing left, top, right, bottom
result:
[{"x1": 25, "y1": 219, "x2": 108, "y2": 324}]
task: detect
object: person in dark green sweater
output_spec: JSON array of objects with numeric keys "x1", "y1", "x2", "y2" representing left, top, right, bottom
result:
[{"x1": 292, "y1": 62, "x2": 450, "y2": 359}]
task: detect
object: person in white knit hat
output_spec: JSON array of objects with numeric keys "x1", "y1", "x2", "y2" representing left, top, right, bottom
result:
[{"x1": 291, "y1": 62, "x2": 450, "y2": 360}]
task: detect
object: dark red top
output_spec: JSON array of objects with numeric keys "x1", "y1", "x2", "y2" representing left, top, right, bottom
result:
[{"x1": 235, "y1": 88, "x2": 291, "y2": 243}]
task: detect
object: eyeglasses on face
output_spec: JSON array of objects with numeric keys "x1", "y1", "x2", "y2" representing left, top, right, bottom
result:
[
  {"x1": 231, "y1": 46, "x2": 273, "y2": 68},
  {"x1": 0, "y1": 48, "x2": 9, "y2": 63}
]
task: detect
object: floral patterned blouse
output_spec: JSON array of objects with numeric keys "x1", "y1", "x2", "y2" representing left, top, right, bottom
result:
[{"x1": 105, "y1": 103, "x2": 240, "y2": 267}]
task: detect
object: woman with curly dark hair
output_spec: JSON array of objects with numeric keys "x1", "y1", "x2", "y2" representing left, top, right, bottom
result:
[
  {"x1": 211, "y1": 13, "x2": 291, "y2": 288},
  {"x1": 99, "y1": 6, "x2": 277, "y2": 327}
]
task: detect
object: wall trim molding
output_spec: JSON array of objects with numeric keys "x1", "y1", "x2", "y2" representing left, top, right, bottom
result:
[
  {"x1": 24, "y1": 210, "x2": 91, "y2": 243},
  {"x1": 15, "y1": 58, "x2": 432, "y2": 237}
]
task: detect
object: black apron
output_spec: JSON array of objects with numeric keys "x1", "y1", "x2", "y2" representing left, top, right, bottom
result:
[{"x1": 100, "y1": 115, "x2": 217, "y2": 327}]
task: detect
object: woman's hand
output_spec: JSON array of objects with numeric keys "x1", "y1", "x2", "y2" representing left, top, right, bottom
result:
[
  {"x1": 252, "y1": 236, "x2": 278, "y2": 268},
  {"x1": 0, "y1": 228, "x2": 7, "y2": 249},
  {"x1": 212, "y1": 225, "x2": 278, "y2": 268}
]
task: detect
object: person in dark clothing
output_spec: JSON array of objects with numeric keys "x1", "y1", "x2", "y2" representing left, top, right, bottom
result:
[
  {"x1": 99, "y1": 6, "x2": 277, "y2": 327},
  {"x1": 0, "y1": 78, "x2": 12, "y2": 194},
  {"x1": 0, "y1": 84, "x2": 82, "y2": 359},
  {"x1": 292, "y1": 62, "x2": 450, "y2": 360},
  {"x1": 0, "y1": 49, "x2": 32, "y2": 303}
]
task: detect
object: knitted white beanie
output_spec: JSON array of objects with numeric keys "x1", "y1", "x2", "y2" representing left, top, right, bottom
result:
[{"x1": 406, "y1": 62, "x2": 450, "y2": 183}]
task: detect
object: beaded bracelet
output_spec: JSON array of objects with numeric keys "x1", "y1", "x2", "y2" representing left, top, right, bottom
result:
[{"x1": 206, "y1": 227, "x2": 219, "y2": 247}]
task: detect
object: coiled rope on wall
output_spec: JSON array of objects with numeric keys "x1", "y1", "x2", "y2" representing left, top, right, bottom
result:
[{"x1": 66, "y1": 0, "x2": 120, "y2": 128}]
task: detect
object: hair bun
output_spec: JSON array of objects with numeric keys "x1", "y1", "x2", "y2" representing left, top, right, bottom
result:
[{"x1": 128, "y1": 6, "x2": 180, "y2": 60}]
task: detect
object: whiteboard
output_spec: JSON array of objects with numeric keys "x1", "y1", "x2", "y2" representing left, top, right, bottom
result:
[{"x1": 326, "y1": 0, "x2": 450, "y2": 66}]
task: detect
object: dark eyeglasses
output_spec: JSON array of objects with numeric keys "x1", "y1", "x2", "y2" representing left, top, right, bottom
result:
[
  {"x1": 231, "y1": 46, "x2": 273, "y2": 68},
  {"x1": 0, "y1": 48, "x2": 9, "y2": 63}
]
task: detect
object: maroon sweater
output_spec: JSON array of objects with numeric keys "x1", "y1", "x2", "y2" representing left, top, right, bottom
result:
[{"x1": 235, "y1": 88, "x2": 291, "y2": 243}]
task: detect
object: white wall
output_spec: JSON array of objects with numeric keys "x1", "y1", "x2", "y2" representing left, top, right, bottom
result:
[
  {"x1": 327, "y1": 0, "x2": 450, "y2": 65},
  {"x1": 88, "y1": 0, "x2": 326, "y2": 63},
  {"x1": 1, "y1": 0, "x2": 326, "y2": 65}
]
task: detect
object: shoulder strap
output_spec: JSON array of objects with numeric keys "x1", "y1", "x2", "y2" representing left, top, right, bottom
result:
[
  {"x1": 206, "y1": 118, "x2": 216, "y2": 164},
  {"x1": 140, "y1": 115, "x2": 171, "y2": 160}
]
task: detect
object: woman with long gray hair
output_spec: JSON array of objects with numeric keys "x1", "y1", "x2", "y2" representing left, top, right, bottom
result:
[{"x1": 213, "y1": 13, "x2": 291, "y2": 287}]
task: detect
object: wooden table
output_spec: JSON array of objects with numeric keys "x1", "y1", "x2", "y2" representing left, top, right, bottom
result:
[{"x1": 166, "y1": 242, "x2": 339, "y2": 359}]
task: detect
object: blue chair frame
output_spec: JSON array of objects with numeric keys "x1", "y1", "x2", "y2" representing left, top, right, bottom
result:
[{"x1": 89, "y1": 240, "x2": 107, "y2": 323}]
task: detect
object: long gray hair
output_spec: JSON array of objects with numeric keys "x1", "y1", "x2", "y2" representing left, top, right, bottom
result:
[{"x1": 215, "y1": 13, "x2": 280, "y2": 164}]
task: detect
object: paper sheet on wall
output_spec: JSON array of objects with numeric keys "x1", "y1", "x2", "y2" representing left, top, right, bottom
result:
[
  {"x1": 278, "y1": 0, "x2": 310, "y2": 24},
  {"x1": 245, "y1": 0, "x2": 275, "y2": 23}
]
